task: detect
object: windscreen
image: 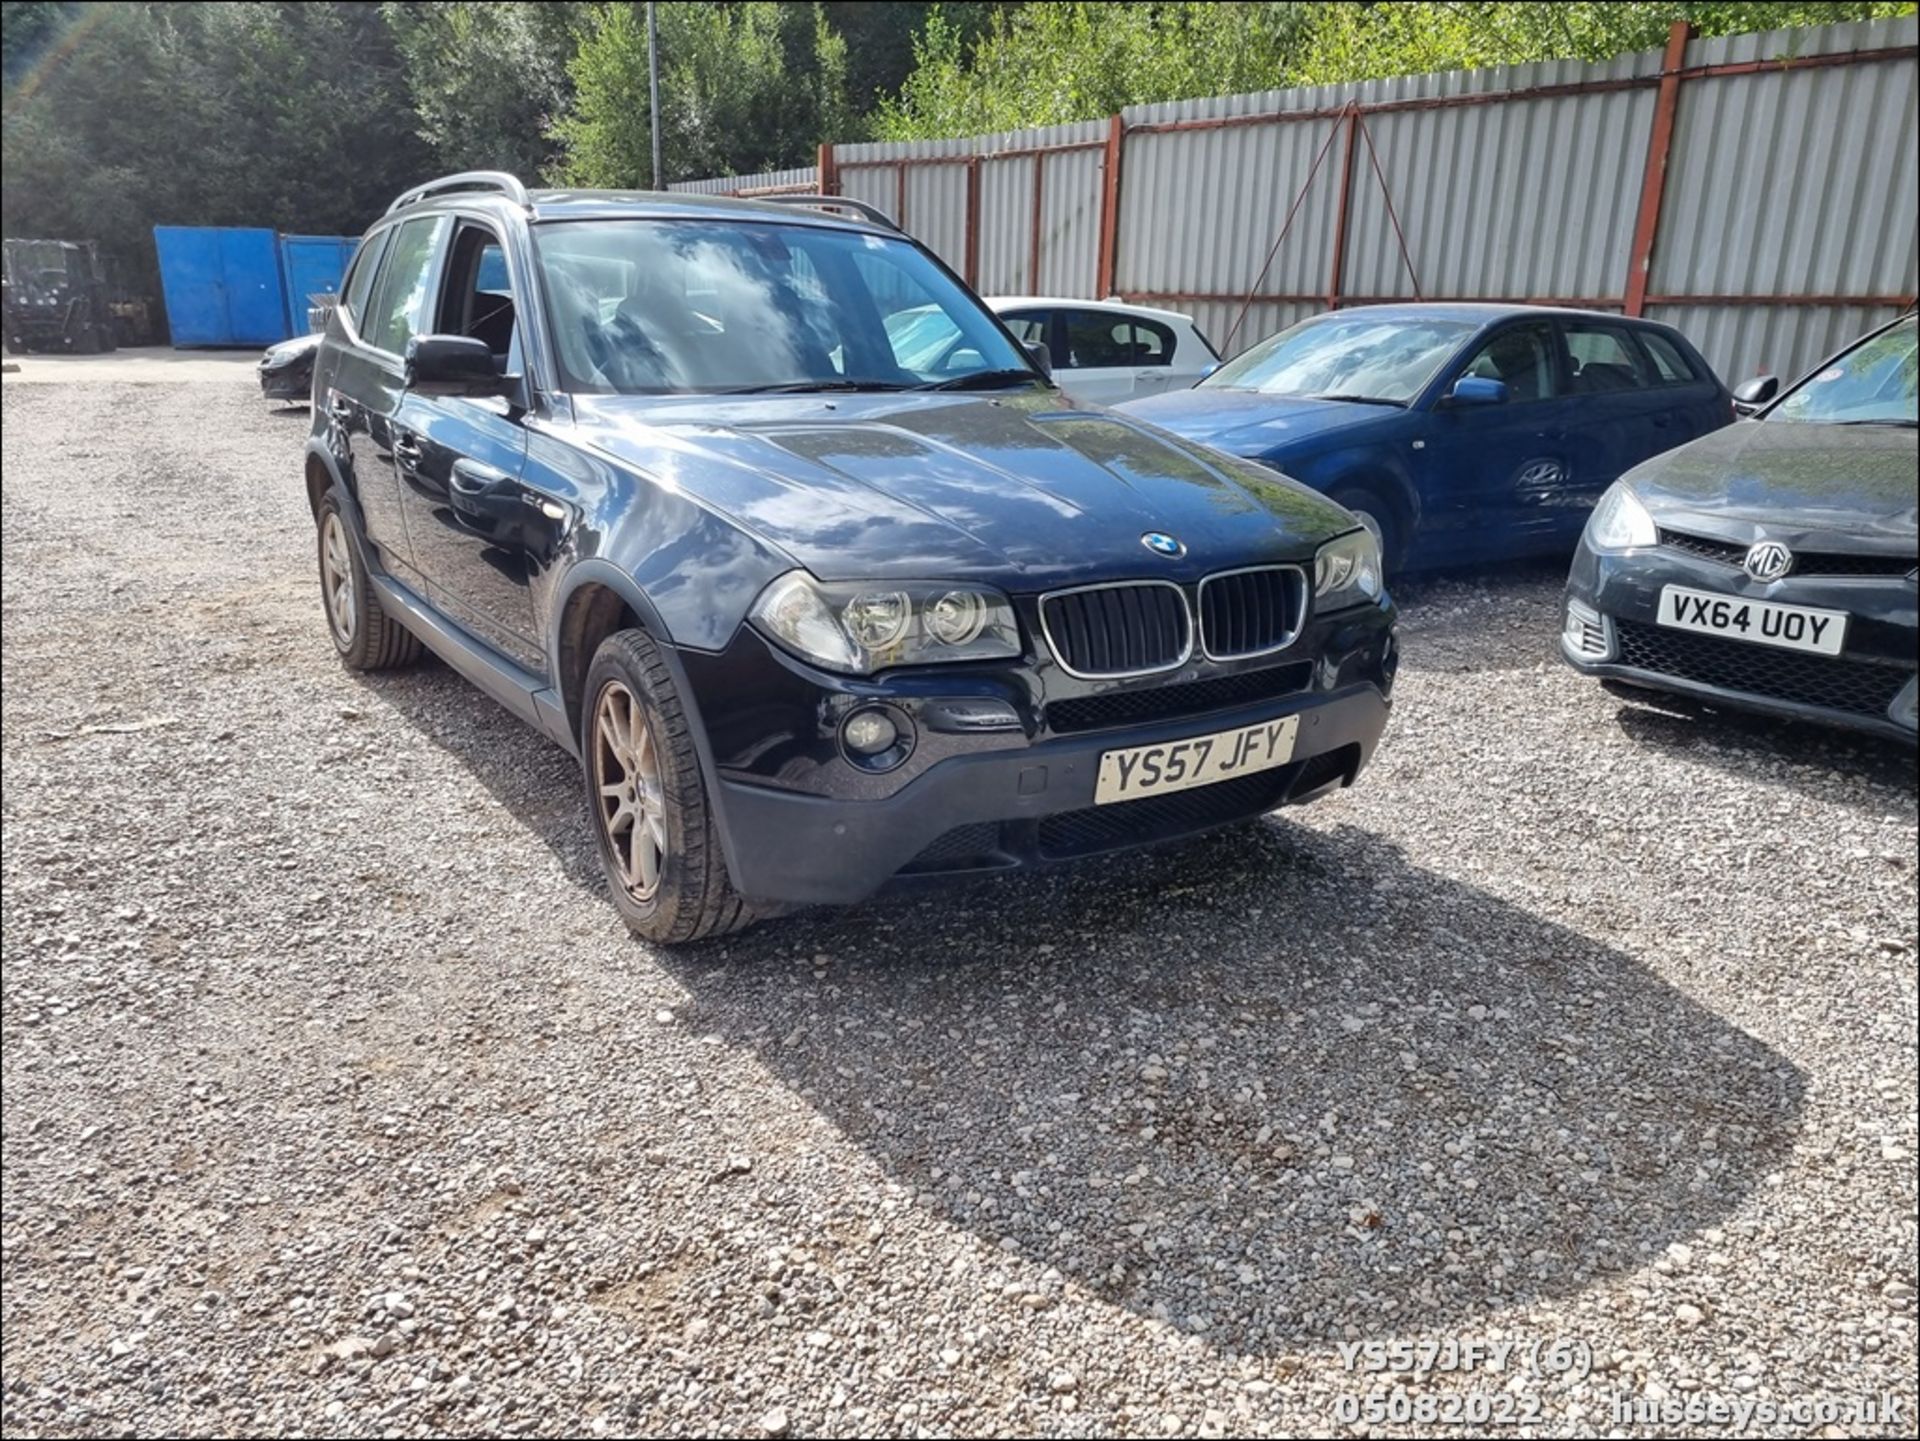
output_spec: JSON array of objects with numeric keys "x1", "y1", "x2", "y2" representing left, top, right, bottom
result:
[
  {"x1": 1203, "y1": 314, "x2": 1476, "y2": 404},
  {"x1": 532, "y1": 219, "x2": 1032, "y2": 395},
  {"x1": 1770, "y1": 317, "x2": 1918, "y2": 426}
]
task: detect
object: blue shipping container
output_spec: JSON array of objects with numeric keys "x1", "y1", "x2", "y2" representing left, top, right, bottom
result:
[
  {"x1": 278, "y1": 234, "x2": 360, "y2": 335},
  {"x1": 153, "y1": 226, "x2": 288, "y2": 347}
]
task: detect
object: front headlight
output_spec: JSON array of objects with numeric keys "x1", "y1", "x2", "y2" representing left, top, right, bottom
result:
[
  {"x1": 1587, "y1": 483, "x2": 1656, "y2": 550},
  {"x1": 1314, "y1": 529, "x2": 1383, "y2": 610},
  {"x1": 750, "y1": 572, "x2": 1022, "y2": 674}
]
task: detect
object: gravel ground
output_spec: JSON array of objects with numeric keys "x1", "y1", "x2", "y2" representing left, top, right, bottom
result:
[{"x1": 3, "y1": 375, "x2": 1915, "y2": 1439}]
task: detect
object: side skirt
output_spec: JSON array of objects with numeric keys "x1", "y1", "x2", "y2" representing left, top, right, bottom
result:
[{"x1": 367, "y1": 570, "x2": 577, "y2": 757}]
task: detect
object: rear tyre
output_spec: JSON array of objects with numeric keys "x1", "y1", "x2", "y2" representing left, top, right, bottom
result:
[
  {"x1": 4, "y1": 333, "x2": 25, "y2": 356},
  {"x1": 315, "y1": 488, "x2": 421, "y2": 670},
  {"x1": 1328, "y1": 483, "x2": 1406, "y2": 575},
  {"x1": 581, "y1": 628, "x2": 764, "y2": 945}
]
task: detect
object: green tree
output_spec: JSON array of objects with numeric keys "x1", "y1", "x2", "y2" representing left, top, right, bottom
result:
[
  {"x1": 1299, "y1": 1, "x2": 1917, "y2": 82},
  {"x1": 878, "y1": 2, "x2": 1317, "y2": 138},
  {"x1": 383, "y1": 1, "x2": 589, "y2": 178},
  {"x1": 550, "y1": 1, "x2": 852, "y2": 187},
  {"x1": 876, "y1": 0, "x2": 1915, "y2": 138},
  {"x1": 2, "y1": 2, "x2": 429, "y2": 306}
]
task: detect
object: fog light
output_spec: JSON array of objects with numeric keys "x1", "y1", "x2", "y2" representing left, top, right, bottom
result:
[
  {"x1": 1893, "y1": 675, "x2": 1918, "y2": 730},
  {"x1": 842, "y1": 708, "x2": 898, "y2": 755},
  {"x1": 1563, "y1": 598, "x2": 1613, "y2": 661}
]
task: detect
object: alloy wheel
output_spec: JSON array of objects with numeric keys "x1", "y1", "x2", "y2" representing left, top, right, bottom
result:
[
  {"x1": 321, "y1": 511, "x2": 357, "y2": 647},
  {"x1": 593, "y1": 680, "x2": 668, "y2": 900}
]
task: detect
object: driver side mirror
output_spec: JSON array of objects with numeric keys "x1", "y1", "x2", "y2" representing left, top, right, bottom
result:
[
  {"x1": 1444, "y1": 375, "x2": 1509, "y2": 407},
  {"x1": 406, "y1": 334, "x2": 516, "y2": 398},
  {"x1": 1731, "y1": 374, "x2": 1778, "y2": 418},
  {"x1": 1024, "y1": 340, "x2": 1053, "y2": 380}
]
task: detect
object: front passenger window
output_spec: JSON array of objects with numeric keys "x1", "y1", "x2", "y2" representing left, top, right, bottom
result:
[{"x1": 1460, "y1": 322, "x2": 1558, "y2": 402}]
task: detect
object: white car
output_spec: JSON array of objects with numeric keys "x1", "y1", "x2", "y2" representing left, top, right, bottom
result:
[{"x1": 985, "y1": 296, "x2": 1219, "y2": 405}]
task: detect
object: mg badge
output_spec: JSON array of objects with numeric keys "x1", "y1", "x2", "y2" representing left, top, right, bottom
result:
[
  {"x1": 1141, "y1": 532, "x2": 1185, "y2": 558},
  {"x1": 1744, "y1": 540, "x2": 1793, "y2": 583}
]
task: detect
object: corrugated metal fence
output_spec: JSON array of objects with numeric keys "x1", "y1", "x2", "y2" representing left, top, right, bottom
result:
[{"x1": 673, "y1": 15, "x2": 1916, "y2": 383}]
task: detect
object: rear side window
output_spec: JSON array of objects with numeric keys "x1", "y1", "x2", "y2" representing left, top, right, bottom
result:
[
  {"x1": 997, "y1": 310, "x2": 1049, "y2": 346},
  {"x1": 1060, "y1": 310, "x2": 1146, "y2": 369},
  {"x1": 1637, "y1": 330, "x2": 1699, "y2": 385},
  {"x1": 1130, "y1": 316, "x2": 1177, "y2": 367},
  {"x1": 340, "y1": 230, "x2": 389, "y2": 330},
  {"x1": 1564, "y1": 322, "x2": 1650, "y2": 393},
  {"x1": 364, "y1": 216, "x2": 446, "y2": 356}
]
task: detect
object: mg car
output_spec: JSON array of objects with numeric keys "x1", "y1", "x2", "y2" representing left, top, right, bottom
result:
[{"x1": 1561, "y1": 313, "x2": 1917, "y2": 744}]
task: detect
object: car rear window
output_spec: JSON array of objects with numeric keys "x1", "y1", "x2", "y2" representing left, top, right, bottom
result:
[{"x1": 1637, "y1": 330, "x2": 1700, "y2": 386}]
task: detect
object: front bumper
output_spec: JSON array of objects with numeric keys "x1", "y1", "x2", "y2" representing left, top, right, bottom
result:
[
  {"x1": 683, "y1": 597, "x2": 1397, "y2": 905},
  {"x1": 1561, "y1": 540, "x2": 1918, "y2": 745}
]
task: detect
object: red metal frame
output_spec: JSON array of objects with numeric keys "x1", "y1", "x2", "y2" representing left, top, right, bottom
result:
[
  {"x1": 964, "y1": 157, "x2": 982, "y2": 286},
  {"x1": 1325, "y1": 107, "x2": 1360, "y2": 309},
  {"x1": 1028, "y1": 153, "x2": 1047, "y2": 292},
  {"x1": 1626, "y1": 22, "x2": 1693, "y2": 317},
  {"x1": 1095, "y1": 113, "x2": 1125, "y2": 298},
  {"x1": 801, "y1": 35, "x2": 1912, "y2": 323}
]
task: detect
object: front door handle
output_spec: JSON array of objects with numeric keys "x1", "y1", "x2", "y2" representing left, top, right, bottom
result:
[
  {"x1": 449, "y1": 458, "x2": 513, "y2": 495},
  {"x1": 392, "y1": 433, "x2": 424, "y2": 469}
]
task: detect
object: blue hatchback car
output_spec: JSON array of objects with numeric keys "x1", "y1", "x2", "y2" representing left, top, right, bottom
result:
[{"x1": 1120, "y1": 304, "x2": 1731, "y2": 570}]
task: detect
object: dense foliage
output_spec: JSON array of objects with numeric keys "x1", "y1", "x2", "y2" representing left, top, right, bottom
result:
[
  {"x1": 877, "y1": 1, "x2": 1915, "y2": 135},
  {"x1": 2, "y1": 0, "x2": 1909, "y2": 307}
]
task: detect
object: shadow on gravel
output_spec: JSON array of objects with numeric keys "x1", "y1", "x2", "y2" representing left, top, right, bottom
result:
[
  {"x1": 356, "y1": 663, "x2": 1808, "y2": 1357},
  {"x1": 1613, "y1": 699, "x2": 1919, "y2": 811},
  {"x1": 660, "y1": 820, "x2": 1804, "y2": 1356}
]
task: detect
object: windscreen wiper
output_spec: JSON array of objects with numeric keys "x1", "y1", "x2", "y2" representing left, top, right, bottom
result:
[
  {"x1": 1830, "y1": 417, "x2": 1918, "y2": 427},
  {"x1": 916, "y1": 368, "x2": 1043, "y2": 392},
  {"x1": 1308, "y1": 393, "x2": 1407, "y2": 407},
  {"x1": 716, "y1": 379, "x2": 916, "y2": 395}
]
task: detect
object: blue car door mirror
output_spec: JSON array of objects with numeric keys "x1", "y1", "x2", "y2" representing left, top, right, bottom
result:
[{"x1": 1446, "y1": 376, "x2": 1511, "y2": 407}]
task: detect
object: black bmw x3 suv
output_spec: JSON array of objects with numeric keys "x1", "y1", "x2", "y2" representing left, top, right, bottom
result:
[{"x1": 303, "y1": 173, "x2": 1398, "y2": 942}]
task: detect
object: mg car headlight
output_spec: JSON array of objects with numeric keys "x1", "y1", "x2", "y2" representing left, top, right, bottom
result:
[
  {"x1": 1587, "y1": 482, "x2": 1656, "y2": 550},
  {"x1": 751, "y1": 572, "x2": 1021, "y2": 674},
  {"x1": 1314, "y1": 529, "x2": 1383, "y2": 610}
]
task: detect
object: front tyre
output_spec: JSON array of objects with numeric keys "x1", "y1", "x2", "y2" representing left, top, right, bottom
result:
[
  {"x1": 315, "y1": 489, "x2": 421, "y2": 670},
  {"x1": 582, "y1": 629, "x2": 763, "y2": 944}
]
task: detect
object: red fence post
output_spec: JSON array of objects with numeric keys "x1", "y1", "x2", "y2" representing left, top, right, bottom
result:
[
  {"x1": 965, "y1": 157, "x2": 982, "y2": 286},
  {"x1": 1029, "y1": 153, "x2": 1047, "y2": 292},
  {"x1": 1325, "y1": 106, "x2": 1360, "y2": 310},
  {"x1": 1626, "y1": 21, "x2": 1694, "y2": 317},
  {"x1": 817, "y1": 142, "x2": 838, "y2": 196},
  {"x1": 1095, "y1": 113, "x2": 1125, "y2": 298}
]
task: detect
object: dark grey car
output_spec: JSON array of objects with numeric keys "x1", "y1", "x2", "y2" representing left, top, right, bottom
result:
[{"x1": 1561, "y1": 314, "x2": 1917, "y2": 743}]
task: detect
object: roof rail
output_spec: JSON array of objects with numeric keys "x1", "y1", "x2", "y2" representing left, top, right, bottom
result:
[
  {"x1": 386, "y1": 171, "x2": 530, "y2": 217},
  {"x1": 746, "y1": 194, "x2": 901, "y2": 232}
]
